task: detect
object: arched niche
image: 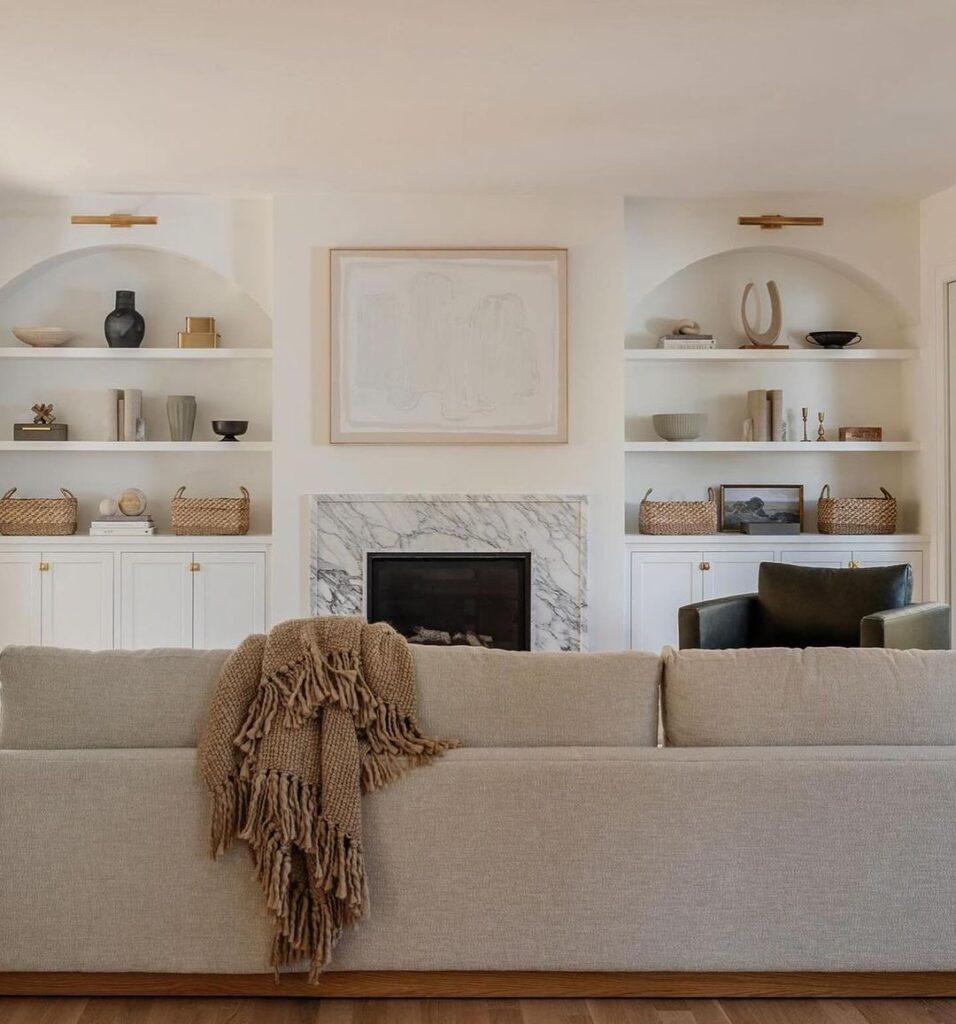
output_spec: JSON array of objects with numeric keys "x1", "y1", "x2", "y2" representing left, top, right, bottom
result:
[
  {"x1": 627, "y1": 246, "x2": 907, "y2": 350},
  {"x1": 0, "y1": 245, "x2": 271, "y2": 349}
]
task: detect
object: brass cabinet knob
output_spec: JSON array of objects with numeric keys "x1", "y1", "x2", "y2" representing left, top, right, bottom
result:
[
  {"x1": 848, "y1": 560, "x2": 860, "y2": 569},
  {"x1": 189, "y1": 562, "x2": 200, "y2": 572},
  {"x1": 38, "y1": 562, "x2": 49, "y2": 572},
  {"x1": 699, "y1": 561, "x2": 711, "y2": 571}
]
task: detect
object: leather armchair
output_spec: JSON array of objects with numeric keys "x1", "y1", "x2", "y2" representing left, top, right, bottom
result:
[{"x1": 679, "y1": 561, "x2": 951, "y2": 650}]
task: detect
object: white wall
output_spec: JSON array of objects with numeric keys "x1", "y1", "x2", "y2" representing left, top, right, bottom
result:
[{"x1": 271, "y1": 193, "x2": 626, "y2": 649}]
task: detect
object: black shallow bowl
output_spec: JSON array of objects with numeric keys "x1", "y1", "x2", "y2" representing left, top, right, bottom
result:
[
  {"x1": 805, "y1": 331, "x2": 862, "y2": 349},
  {"x1": 212, "y1": 419, "x2": 249, "y2": 442}
]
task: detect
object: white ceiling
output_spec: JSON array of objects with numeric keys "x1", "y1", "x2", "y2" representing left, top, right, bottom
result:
[{"x1": 2, "y1": 0, "x2": 955, "y2": 199}]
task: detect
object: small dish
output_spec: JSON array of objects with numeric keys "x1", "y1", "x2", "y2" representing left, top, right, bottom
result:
[
  {"x1": 212, "y1": 419, "x2": 249, "y2": 442},
  {"x1": 805, "y1": 331, "x2": 862, "y2": 349},
  {"x1": 11, "y1": 327, "x2": 73, "y2": 348}
]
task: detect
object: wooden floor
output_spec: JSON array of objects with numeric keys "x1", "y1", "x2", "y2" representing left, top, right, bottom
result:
[{"x1": 3, "y1": 998, "x2": 956, "y2": 1023}]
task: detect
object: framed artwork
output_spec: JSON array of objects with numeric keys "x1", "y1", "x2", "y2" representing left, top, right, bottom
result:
[
  {"x1": 330, "y1": 248, "x2": 567, "y2": 443},
  {"x1": 719, "y1": 484, "x2": 804, "y2": 532}
]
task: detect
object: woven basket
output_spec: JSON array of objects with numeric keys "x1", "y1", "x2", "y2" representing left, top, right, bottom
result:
[
  {"x1": 817, "y1": 484, "x2": 897, "y2": 536},
  {"x1": 0, "y1": 487, "x2": 77, "y2": 536},
  {"x1": 170, "y1": 486, "x2": 250, "y2": 536},
  {"x1": 639, "y1": 488, "x2": 718, "y2": 535}
]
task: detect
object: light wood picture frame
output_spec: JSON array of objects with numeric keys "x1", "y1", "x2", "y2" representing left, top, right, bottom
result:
[{"x1": 330, "y1": 248, "x2": 568, "y2": 444}]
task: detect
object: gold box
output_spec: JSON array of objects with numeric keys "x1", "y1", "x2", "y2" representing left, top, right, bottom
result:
[
  {"x1": 178, "y1": 331, "x2": 218, "y2": 349},
  {"x1": 185, "y1": 316, "x2": 215, "y2": 333}
]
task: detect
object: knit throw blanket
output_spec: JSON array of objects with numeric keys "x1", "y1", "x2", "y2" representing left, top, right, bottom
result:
[{"x1": 198, "y1": 616, "x2": 455, "y2": 981}]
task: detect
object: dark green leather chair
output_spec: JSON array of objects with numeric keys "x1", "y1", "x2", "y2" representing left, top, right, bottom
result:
[{"x1": 679, "y1": 561, "x2": 951, "y2": 650}]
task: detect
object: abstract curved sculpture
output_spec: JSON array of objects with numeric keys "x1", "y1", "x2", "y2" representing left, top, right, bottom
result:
[{"x1": 741, "y1": 280, "x2": 782, "y2": 348}]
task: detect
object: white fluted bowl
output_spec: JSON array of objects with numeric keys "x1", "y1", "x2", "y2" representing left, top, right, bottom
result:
[
  {"x1": 652, "y1": 413, "x2": 708, "y2": 441},
  {"x1": 12, "y1": 327, "x2": 73, "y2": 348}
]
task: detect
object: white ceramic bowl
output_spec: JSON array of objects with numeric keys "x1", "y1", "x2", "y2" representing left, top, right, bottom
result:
[
  {"x1": 11, "y1": 327, "x2": 74, "y2": 348},
  {"x1": 652, "y1": 412, "x2": 708, "y2": 441}
]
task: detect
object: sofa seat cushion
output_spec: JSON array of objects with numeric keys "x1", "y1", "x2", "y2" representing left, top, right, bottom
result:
[
  {"x1": 0, "y1": 645, "x2": 229, "y2": 749},
  {"x1": 663, "y1": 646, "x2": 956, "y2": 746},
  {"x1": 412, "y1": 646, "x2": 661, "y2": 747}
]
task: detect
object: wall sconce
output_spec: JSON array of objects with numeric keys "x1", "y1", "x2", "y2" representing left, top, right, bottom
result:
[
  {"x1": 737, "y1": 214, "x2": 824, "y2": 230},
  {"x1": 70, "y1": 214, "x2": 158, "y2": 228}
]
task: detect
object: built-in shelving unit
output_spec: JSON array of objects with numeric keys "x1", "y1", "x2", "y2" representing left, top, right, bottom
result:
[
  {"x1": 625, "y1": 441, "x2": 919, "y2": 453},
  {"x1": 0, "y1": 347, "x2": 272, "y2": 360},
  {"x1": 625, "y1": 532, "x2": 929, "y2": 545}
]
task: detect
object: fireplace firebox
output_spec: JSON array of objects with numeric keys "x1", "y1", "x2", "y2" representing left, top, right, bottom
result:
[{"x1": 366, "y1": 552, "x2": 532, "y2": 651}]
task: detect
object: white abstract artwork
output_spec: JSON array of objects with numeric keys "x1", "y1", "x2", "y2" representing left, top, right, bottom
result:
[{"x1": 331, "y1": 249, "x2": 567, "y2": 442}]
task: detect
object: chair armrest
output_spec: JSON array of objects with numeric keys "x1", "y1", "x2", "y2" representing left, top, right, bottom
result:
[
  {"x1": 678, "y1": 594, "x2": 758, "y2": 650},
  {"x1": 860, "y1": 603, "x2": 952, "y2": 650}
]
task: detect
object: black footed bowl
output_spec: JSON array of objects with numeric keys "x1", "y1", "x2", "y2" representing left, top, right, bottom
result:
[
  {"x1": 805, "y1": 331, "x2": 862, "y2": 349},
  {"x1": 212, "y1": 419, "x2": 249, "y2": 442}
]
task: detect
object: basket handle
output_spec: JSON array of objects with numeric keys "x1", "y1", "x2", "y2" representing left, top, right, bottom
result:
[
  {"x1": 706, "y1": 487, "x2": 715, "y2": 501},
  {"x1": 239, "y1": 486, "x2": 250, "y2": 500},
  {"x1": 641, "y1": 488, "x2": 653, "y2": 502},
  {"x1": 1, "y1": 488, "x2": 15, "y2": 500},
  {"x1": 173, "y1": 486, "x2": 186, "y2": 500},
  {"x1": 59, "y1": 488, "x2": 76, "y2": 501},
  {"x1": 879, "y1": 487, "x2": 894, "y2": 500},
  {"x1": 819, "y1": 484, "x2": 831, "y2": 500}
]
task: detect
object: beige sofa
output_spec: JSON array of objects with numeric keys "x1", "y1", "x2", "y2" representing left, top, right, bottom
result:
[{"x1": 2, "y1": 643, "x2": 956, "y2": 996}]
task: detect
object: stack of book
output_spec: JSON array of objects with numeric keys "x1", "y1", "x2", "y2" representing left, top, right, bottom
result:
[
  {"x1": 89, "y1": 514, "x2": 155, "y2": 537},
  {"x1": 657, "y1": 333, "x2": 716, "y2": 350}
]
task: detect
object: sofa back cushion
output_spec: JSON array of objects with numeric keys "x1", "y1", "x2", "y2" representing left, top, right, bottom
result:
[
  {"x1": 663, "y1": 646, "x2": 956, "y2": 746},
  {"x1": 0, "y1": 646, "x2": 229, "y2": 749},
  {"x1": 755, "y1": 561, "x2": 912, "y2": 647},
  {"x1": 412, "y1": 646, "x2": 661, "y2": 746}
]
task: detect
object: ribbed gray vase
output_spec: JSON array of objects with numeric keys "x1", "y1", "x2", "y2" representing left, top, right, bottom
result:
[{"x1": 166, "y1": 395, "x2": 197, "y2": 442}]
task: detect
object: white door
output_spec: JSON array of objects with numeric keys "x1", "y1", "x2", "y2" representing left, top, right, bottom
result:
[
  {"x1": 629, "y1": 551, "x2": 701, "y2": 653},
  {"x1": 192, "y1": 550, "x2": 266, "y2": 650},
  {"x1": 119, "y1": 551, "x2": 193, "y2": 649},
  {"x1": 701, "y1": 549, "x2": 776, "y2": 600},
  {"x1": 854, "y1": 550, "x2": 924, "y2": 602},
  {"x1": 778, "y1": 548, "x2": 852, "y2": 569},
  {"x1": 41, "y1": 551, "x2": 113, "y2": 649},
  {"x1": 0, "y1": 551, "x2": 42, "y2": 649}
]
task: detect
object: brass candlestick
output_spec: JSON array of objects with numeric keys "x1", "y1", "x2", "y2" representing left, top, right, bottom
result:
[
  {"x1": 817, "y1": 411, "x2": 826, "y2": 442},
  {"x1": 801, "y1": 407, "x2": 809, "y2": 442}
]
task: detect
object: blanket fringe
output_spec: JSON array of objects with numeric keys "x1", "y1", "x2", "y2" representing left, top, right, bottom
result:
[{"x1": 209, "y1": 773, "x2": 249, "y2": 858}]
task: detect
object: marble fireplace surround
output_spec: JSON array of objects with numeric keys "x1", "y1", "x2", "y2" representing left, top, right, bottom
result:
[{"x1": 310, "y1": 494, "x2": 588, "y2": 651}]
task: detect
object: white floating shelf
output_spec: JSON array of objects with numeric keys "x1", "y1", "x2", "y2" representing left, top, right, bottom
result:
[
  {"x1": 0, "y1": 347, "x2": 272, "y2": 360},
  {"x1": 0, "y1": 441, "x2": 272, "y2": 452},
  {"x1": 625, "y1": 533, "x2": 929, "y2": 546},
  {"x1": 625, "y1": 441, "x2": 919, "y2": 453},
  {"x1": 625, "y1": 348, "x2": 917, "y2": 362}
]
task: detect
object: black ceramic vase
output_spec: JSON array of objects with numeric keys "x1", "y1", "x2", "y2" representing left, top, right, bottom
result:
[{"x1": 104, "y1": 290, "x2": 145, "y2": 348}]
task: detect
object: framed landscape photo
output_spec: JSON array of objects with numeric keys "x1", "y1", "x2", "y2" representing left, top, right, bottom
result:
[
  {"x1": 330, "y1": 248, "x2": 568, "y2": 443},
  {"x1": 719, "y1": 483, "x2": 804, "y2": 532}
]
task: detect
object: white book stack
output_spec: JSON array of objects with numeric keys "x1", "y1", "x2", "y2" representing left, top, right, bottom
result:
[
  {"x1": 657, "y1": 334, "x2": 717, "y2": 350},
  {"x1": 89, "y1": 514, "x2": 155, "y2": 537}
]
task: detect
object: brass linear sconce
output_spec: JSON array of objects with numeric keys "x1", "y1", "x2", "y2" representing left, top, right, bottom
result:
[
  {"x1": 70, "y1": 213, "x2": 158, "y2": 228},
  {"x1": 738, "y1": 214, "x2": 824, "y2": 230}
]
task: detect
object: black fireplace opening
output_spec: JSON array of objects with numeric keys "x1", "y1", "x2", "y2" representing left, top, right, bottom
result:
[{"x1": 366, "y1": 552, "x2": 532, "y2": 651}]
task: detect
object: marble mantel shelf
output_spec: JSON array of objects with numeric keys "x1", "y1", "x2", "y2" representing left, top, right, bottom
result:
[{"x1": 310, "y1": 493, "x2": 588, "y2": 651}]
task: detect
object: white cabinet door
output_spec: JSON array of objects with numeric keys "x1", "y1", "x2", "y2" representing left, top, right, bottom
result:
[
  {"x1": 193, "y1": 551, "x2": 266, "y2": 650},
  {"x1": 119, "y1": 551, "x2": 193, "y2": 649},
  {"x1": 41, "y1": 551, "x2": 113, "y2": 650},
  {"x1": 854, "y1": 550, "x2": 924, "y2": 601},
  {"x1": 630, "y1": 551, "x2": 701, "y2": 653},
  {"x1": 701, "y1": 549, "x2": 775, "y2": 601},
  {"x1": 0, "y1": 551, "x2": 42, "y2": 649},
  {"x1": 778, "y1": 548, "x2": 852, "y2": 569}
]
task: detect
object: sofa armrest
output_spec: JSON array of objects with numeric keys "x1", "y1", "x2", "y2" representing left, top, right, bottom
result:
[
  {"x1": 860, "y1": 602, "x2": 952, "y2": 650},
  {"x1": 678, "y1": 594, "x2": 757, "y2": 650}
]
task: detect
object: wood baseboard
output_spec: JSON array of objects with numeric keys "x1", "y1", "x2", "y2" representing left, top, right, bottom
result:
[{"x1": 3, "y1": 971, "x2": 956, "y2": 998}]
